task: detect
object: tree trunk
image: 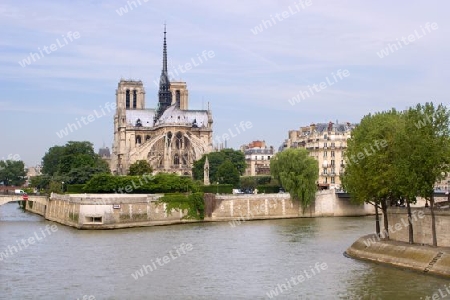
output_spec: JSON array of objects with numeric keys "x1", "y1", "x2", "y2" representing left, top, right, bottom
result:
[
  {"x1": 406, "y1": 200, "x2": 414, "y2": 244},
  {"x1": 381, "y1": 199, "x2": 389, "y2": 239},
  {"x1": 430, "y1": 194, "x2": 437, "y2": 247},
  {"x1": 375, "y1": 203, "x2": 380, "y2": 237}
]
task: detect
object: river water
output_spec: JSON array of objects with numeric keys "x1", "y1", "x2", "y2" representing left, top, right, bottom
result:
[{"x1": 0, "y1": 202, "x2": 448, "y2": 300}]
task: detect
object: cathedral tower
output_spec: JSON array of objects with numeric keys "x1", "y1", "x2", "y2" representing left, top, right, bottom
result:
[{"x1": 155, "y1": 25, "x2": 172, "y2": 123}]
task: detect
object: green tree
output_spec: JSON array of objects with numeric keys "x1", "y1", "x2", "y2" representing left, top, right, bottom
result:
[
  {"x1": 342, "y1": 110, "x2": 402, "y2": 239},
  {"x1": 192, "y1": 149, "x2": 245, "y2": 182},
  {"x1": 0, "y1": 160, "x2": 26, "y2": 186},
  {"x1": 270, "y1": 148, "x2": 318, "y2": 211},
  {"x1": 128, "y1": 160, "x2": 153, "y2": 175},
  {"x1": 29, "y1": 175, "x2": 51, "y2": 190},
  {"x1": 216, "y1": 160, "x2": 240, "y2": 185},
  {"x1": 41, "y1": 146, "x2": 64, "y2": 176},
  {"x1": 402, "y1": 103, "x2": 450, "y2": 246},
  {"x1": 41, "y1": 141, "x2": 110, "y2": 185}
]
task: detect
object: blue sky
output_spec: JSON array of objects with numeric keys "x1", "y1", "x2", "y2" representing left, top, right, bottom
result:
[{"x1": 0, "y1": 0, "x2": 448, "y2": 167}]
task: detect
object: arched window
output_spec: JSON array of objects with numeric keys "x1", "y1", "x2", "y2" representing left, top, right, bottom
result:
[
  {"x1": 176, "y1": 90, "x2": 181, "y2": 107},
  {"x1": 145, "y1": 135, "x2": 151, "y2": 141},
  {"x1": 133, "y1": 90, "x2": 137, "y2": 109},
  {"x1": 173, "y1": 154, "x2": 180, "y2": 165},
  {"x1": 126, "y1": 89, "x2": 130, "y2": 109},
  {"x1": 175, "y1": 132, "x2": 183, "y2": 149},
  {"x1": 136, "y1": 135, "x2": 142, "y2": 144},
  {"x1": 166, "y1": 132, "x2": 172, "y2": 147}
]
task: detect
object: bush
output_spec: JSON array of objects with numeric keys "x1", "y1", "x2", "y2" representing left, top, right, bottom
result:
[
  {"x1": 159, "y1": 192, "x2": 205, "y2": 220},
  {"x1": 66, "y1": 184, "x2": 85, "y2": 193},
  {"x1": 83, "y1": 173, "x2": 200, "y2": 194},
  {"x1": 256, "y1": 185, "x2": 281, "y2": 194},
  {"x1": 199, "y1": 184, "x2": 233, "y2": 194}
]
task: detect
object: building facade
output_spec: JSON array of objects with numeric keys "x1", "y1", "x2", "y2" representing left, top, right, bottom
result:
[
  {"x1": 281, "y1": 122, "x2": 356, "y2": 189},
  {"x1": 241, "y1": 140, "x2": 274, "y2": 176},
  {"x1": 111, "y1": 28, "x2": 213, "y2": 175}
]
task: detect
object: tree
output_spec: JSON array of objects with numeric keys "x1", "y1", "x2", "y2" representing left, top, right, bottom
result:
[
  {"x1": 270, "y1": 148, "x2": 318, "y2": 211},
  {"x1": 342, "y1": 103, "x2": 450, "y2": 245},
  {"x1": 41, "y1": 141, "x2": 110, "y2": 185},
  {"x1": 216, "y1": 160, "x2": 240, "y2": 185},
  {"x1": 0, "y1": 160, "x2": 26, "y2": 186},
  {"x1": 342, "y1": 110, "x2": 402, "y2": 239},
  {"x1": 41, "y1": 146, "x2": 64, "y2": 176},
  {"x1": 128, "y1": 160, "x2": 153, "y2": 175},
  {"x1": 192, "y1": 149, "x2": 245, "y2": 182},
  {"x1": 403, "y1": 103, "x2": 450, "y2": 246}
]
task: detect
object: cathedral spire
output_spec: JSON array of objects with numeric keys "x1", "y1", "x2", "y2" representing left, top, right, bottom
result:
[
  {"x1": 155, "y1": 24, "x2": 173, "y2": 124},
  {"x1": 162, "y1": 24, "x2": 168, "y2": 74}
]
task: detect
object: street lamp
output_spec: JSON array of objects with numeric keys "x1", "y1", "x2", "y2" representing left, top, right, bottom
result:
[
  {"x1": 61, "y1": 181, "x2": 64, "y2": 193},
  {"x1": 216, "y1": 181, "x2": 219, "y2": 195}
]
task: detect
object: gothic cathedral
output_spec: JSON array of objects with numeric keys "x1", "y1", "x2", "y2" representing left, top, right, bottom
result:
[{"x1": 111, "y1": 28, "x2": 213, "y2": 175}]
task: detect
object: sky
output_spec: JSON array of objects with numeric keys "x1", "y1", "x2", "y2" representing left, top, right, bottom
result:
[{"x1": 0, "y1": 0, "x2": 449, "y2": 167}]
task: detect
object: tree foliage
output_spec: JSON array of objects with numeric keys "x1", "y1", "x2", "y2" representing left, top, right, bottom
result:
[
  {"x1": 342, "y1": 103, "x2": 450, "y2": 244},
  {"x1": 159, "y1": 192, "x2": 205, "y2": 220},
  {"x1": 128, "y1": 160, "x2": 153, "y2": 175},
  {"x1": 0, "y1": 160, "x2": 26, "y2": 186},
  {"x1": 342, "y1": 110, "x2": 401, "y2": 238},
  {"x1": 216, "y1": 160, "x2": 240, "y2": 185},
  {"x1": 41, "y1": 141, "x2": 110, "y2": 184},
  {"x1": 270, "y1": 148, "x2": 318, "y2": 210},
  {"x1": 83, "y1": 173, "x2": 199, "y2": 194},
  {"x1": 192, "y1": 149, "x2": 245, "y2": 182}
]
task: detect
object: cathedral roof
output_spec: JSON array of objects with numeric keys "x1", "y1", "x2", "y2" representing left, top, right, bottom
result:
[
  {"x1": 125, "y1": 105, "x2": 210, "y2": 128},
  {"x1": 155, "y1": 105, "x2": 210, "y2": 127},
  {"x1": 126, "y1": 109, "x2": 156, "y2": 127}
]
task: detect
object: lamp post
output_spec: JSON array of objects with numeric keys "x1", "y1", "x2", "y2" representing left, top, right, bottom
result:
[
  {"x1": 61, "y1": 181, "x2": 64, "y2": 193},
  {"x1": 216, "y1": 181, "x2": 219, "y2": 195}
]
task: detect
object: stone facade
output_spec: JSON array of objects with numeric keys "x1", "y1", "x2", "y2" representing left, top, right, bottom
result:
[
  {"x1": 281, "y1": 121, "x2": 356, "y2": 189},
  {"x1": 241, "y1": 140, "x2": 274, "y2": 176},
  {"x1": 110, "y1": 29, "x2": 213, "y2": 175}
]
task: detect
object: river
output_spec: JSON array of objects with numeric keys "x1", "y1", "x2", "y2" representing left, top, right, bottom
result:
[{"x1": 0, "y1": 202, "x2": 448, "y2": 299}]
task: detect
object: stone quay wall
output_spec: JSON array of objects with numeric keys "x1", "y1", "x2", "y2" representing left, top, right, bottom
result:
[
  {"x1": 43, "y1": 193, "x2": 196, "y2": 229},
  {"x1": 387, "y1": 207, "x2": 450, "y2": 247},
  {"x1": 21, "y1": 190, "x2": 375, "y2": 229},
  {"x1": 205, "y1": 190, "x2": 375, "y2": 222}
]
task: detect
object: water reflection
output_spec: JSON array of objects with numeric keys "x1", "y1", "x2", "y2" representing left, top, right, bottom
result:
[{"x1": 0, "y1": 203, "x2": 448, "y2": 299}]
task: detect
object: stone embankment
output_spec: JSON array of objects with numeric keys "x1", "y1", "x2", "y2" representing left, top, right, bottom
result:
[{"x1": 346, "y1": 235, "x2": 450, "y2": 278}]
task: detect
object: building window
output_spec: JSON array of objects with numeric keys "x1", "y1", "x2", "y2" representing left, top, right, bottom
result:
[
  {"x1": 133, "y1": 90, "x2": 137, "y2": 108},
  {"x1": 136, "y1": 136, "x2": 142, "y2": 144},
  {"x1": 323, "y1": 151, "x2": 327, "y2": 157},
  {"x1": 324, "y1": 142, "x2": 327, "y2": 147},
  {"x1": 323, "y1": 168, "x2": 327, "y2": 174},
  {"x1": 146, "y1": 135, "x2": 151, "y2": 141},
  {"x1": 176, "y1": 90, "x2": 181, "y2": 106},
  {"x1": 126, "y1": 89, "x2": 130, "y2": 109},
  {"x1": 331, "y1": 151, "x2": 335, "y2": 157},
  {"x1": 331, "y1": 160, "x2": 335, "y2": 166},
  {"x1": 174, "y1": 154, "x2": 180, "y2": 165},
  {"x1": 331, "y1": 177, "x2": 335, "y2": 184},
  {"x1": 175, "y1": 132, "x2": 183, "y2": 149}
]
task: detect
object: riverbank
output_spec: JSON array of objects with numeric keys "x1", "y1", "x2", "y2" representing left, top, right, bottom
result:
[
  {"x1": 16, "y1": 191, "x2": 375, "y2": 229},
  {"x1": 345, "y1": 235, "x2": 450, "y2": 278}
]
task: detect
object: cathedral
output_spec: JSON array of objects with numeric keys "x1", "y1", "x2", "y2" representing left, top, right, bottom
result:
[{"x1": 111, "y1": 28, "x2": 213, "y2": 175}]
